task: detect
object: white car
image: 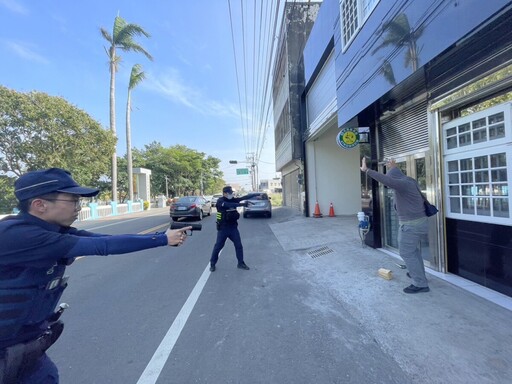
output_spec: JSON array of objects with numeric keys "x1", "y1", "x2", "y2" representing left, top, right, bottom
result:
[{"x1": 210, "y1": 194, "x2": 223, "y2": 209}]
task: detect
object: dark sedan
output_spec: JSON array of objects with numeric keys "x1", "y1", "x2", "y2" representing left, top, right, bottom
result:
[{"x1": 170, "y1": 196, "x2": 212, "y2": 221}]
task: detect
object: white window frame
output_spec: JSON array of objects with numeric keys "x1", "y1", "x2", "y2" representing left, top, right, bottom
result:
[
  {"x1": 442, "y1": 102, "x2": 512, "y2": 225},
  {"x1": 340, "y1": 0, "x2": 379, "y2": 51}
]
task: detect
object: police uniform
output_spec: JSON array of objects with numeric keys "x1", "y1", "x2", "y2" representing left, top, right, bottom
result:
[
  {"x1": 0, "y1": 168, "x2": 173, "y2": 384},
  {"x1": 209, "y1": 187, "x2": 257, "y2": 272}
]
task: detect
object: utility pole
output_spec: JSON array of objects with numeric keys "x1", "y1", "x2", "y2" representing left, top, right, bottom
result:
[
  {"x1": 230, "y1": 155, "x2": 258, "y2": 191},
  {"x1": 165, "y1": 176, "x2": 169, "y2": 197}
]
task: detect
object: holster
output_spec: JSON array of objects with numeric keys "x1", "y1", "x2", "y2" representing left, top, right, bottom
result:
[{"x1": 0, "y1": 320, "x2": 64, "y2": 384}]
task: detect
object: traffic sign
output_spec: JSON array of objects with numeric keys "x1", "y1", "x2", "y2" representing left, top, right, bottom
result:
[{"x1": 236, "y1": 168, "x2": 249, "y2": 175}]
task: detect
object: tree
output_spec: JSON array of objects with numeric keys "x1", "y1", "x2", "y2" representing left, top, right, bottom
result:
[
  {"x1": 129, "y1": 142, "x2": 224, "y2": 198},
  {"x1": 0, "y1": 86, "x2": 116, "y2": 211},
  {"x1": 372, "y1": 13, "x2": 425, "y2": 73},
  {"x1": 100, "y1": 15, "x2": 153, "y2": 202},
  {"x1": 126, "y1": 64, "x2": 145, "y2": 201}
]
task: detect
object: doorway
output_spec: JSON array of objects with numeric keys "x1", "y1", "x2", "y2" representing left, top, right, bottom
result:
[{"x1": 381, "y1": 152, "x2": 435, "y2": 268}]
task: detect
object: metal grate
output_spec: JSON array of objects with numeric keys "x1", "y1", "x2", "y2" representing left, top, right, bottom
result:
[{"x1": 306, "y1": 246, "x2": 334, "y2": 259}]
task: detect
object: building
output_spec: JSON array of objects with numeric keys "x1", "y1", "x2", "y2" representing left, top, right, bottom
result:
[
  {"x1": 272, "y1": 1, "x2": 321, "y2": 212},
  {"x1": 300, "y1": 0, "x2": 512, "y2": 297},
  {"x1": 259, "y1": 177, "x2": 283, "y2": 193}
]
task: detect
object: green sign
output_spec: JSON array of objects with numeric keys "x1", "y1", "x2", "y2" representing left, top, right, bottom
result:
[{"x1": 236, "y1": 168, "x2": 249, "y2": 175}]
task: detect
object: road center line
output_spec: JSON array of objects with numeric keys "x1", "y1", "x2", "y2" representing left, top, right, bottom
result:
[{"x1": 136, "y1": 262, "x2": 213, "y2": 384}]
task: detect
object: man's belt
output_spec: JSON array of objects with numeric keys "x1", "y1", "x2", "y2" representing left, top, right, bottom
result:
[{"x1": 0, "y1": 320, "x2": 64, "y2": 384}]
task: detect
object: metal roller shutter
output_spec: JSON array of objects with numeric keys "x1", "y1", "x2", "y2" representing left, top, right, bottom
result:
[{"x1": 379, "y1": 100, "x2": 429, "y2": 158}]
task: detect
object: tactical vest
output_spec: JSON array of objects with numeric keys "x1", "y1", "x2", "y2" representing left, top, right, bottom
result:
[
  {"x1": 0, "y1": 261, "x2": 68, "y2": 345},
  {"x1": 217, "y1": 209, "x2": 239, "y2": 224}
]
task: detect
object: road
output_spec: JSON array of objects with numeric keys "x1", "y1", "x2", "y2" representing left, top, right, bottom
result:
[{"x1": 48, "y1": 208, "x2": 410, "y2": 384}]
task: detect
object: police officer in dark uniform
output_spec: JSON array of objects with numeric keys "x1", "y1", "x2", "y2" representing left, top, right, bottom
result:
[
  {"x1": 209, "y1": 186, "x2": 258, "y2": 272},
  {"x1": 0, "y1": 168, "x2": 191, "y2": 384}
]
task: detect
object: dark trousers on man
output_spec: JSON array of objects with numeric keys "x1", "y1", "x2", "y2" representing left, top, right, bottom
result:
[
  {"x1": 1, "y1": 353, "x2": 59, "y2": 384},
  {"x1": 210, "y1": 225, "x2": 244, "y2": 266}
]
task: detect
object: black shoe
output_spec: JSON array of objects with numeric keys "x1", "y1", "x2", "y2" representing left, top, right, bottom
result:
[
  {"x1": 403, "y1": 284, "x2": 429, "y2": 294},
  {"x1": 210, "y1": 264, "x2": 216, "y2": 272},
  {"x1": 406, "y1": 272, "x2": 411, "y2": 278},
  {"x1": 237, "y1": 263, "x2": 250, "y2": 270}
]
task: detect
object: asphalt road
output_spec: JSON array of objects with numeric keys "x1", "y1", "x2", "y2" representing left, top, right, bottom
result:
[{"x1": 48, "y1": 208, "x2": 410, "y2": 384}]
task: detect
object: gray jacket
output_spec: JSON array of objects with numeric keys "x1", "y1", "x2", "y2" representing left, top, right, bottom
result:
[{"x1": 367, "y1": 167, "x2": 425, "y2": 222}]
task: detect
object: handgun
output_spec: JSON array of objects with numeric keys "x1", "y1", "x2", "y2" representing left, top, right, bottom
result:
[{"x1": 170, "y1": 221, "x2": 202, "y2": 235}]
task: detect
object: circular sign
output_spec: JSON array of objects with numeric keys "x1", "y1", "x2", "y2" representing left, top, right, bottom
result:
[{"x1": 336, "y1": 128, "x2": 359, "y2": 149}]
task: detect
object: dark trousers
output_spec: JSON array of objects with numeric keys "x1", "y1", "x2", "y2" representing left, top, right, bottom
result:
[
  {"x1": 20, "y1": 353, "x2": 59, "y2": 384},
  {"x1": 210, "y1": 225, "x2": 244, "y2": 265}
]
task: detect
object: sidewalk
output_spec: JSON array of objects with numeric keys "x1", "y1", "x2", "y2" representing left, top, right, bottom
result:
[{"x1": 268, "y1": 207, "x2": 512, "y2": 384}]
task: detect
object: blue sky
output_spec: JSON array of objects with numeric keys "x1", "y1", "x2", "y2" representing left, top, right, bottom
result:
[{"x1": 0, "y1": 0, "x2": 282, "y2": 189}]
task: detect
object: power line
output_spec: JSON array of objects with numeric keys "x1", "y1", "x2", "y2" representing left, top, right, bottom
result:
[{"x1": 227, "y1": 0, "x2": 284, "y2": 178}]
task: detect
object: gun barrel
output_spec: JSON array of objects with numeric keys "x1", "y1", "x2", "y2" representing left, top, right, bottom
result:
[{"x1": 170, "y1": 222, "x2": 202, "y2": 231}]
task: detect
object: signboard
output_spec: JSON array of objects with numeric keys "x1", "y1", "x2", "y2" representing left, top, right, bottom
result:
[
  {"x1": 358, "y1": 127, "x2": 370, "y2": 143},
  {"x1": 236, "y1": 168, "x2": 249, "y2": 175},
  {"x1": 336, "y1": 127, "x2": 359, "y2": 149}
]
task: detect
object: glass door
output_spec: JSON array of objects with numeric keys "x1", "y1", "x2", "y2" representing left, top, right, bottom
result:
[
  {"x1": 383, "y1": 157, "x2": 407, "y2": 250},
  {"x1": 382, "y1": 153, "x2": 433, "y2": 268},
  {"x1": 414, "y1": 155, "x2": 433, "y2": 267}
]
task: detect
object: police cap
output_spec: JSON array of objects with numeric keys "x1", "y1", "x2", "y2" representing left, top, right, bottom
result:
[
  {"x1": 15, "y1": 168, "x2": 100, "y2": 201},
  {"x1": 222, "y1": 186, "x2": 233, "y2": 194}
]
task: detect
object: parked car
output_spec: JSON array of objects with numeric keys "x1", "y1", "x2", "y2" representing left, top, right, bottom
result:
[
  {"x1": 242, "y1": 192, "x2": 272, "y2": 218},
  {"x1": 170, "y1": 196, "x2": 211, "y2": 221},
  {"x1": 210, "y1": 194, "x2": 223, "y2": 209}
]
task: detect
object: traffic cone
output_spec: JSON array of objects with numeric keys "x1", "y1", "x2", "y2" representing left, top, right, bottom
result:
[
  {"x1": 328, "y1": 202, "x2": 335, "y2": 217},
  {"x1": 313, "y1": 201, "x2": 322, "y2": 218}
]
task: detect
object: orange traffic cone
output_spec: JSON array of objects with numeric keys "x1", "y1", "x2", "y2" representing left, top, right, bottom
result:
[
  {"x1": 313, "y1": 201, "x2": 322, "y2": 218},
  {"x1": 328, "y1": 202, "x2": 335, "y2": 217}
]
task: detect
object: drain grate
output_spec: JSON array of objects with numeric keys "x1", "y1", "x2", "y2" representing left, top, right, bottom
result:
[{"x1": 306, "y1": 246, "x2": 334, "y2": 259}]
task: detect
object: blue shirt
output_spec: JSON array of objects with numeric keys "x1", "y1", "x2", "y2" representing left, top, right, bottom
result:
[
  {"x1": 0, "y1": 213, "x2": 168, "y2": 266},
  {"x1": 0, "y1": 212, "x2": 168, "y2": 348}
]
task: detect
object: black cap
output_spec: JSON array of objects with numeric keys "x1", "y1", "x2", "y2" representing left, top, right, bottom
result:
[
  {"x1": 14, "y1": 168, "x2": 100, "y2": 201},
  {"x1": 222, "y1": 186, "x2": 233, "y2": 193}
]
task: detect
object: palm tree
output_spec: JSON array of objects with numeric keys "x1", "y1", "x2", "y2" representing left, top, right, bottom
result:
[
  {"x1": 126, "y1": 64, "x2": 145, "y2": 201},
  {"x1": 100, "y1": 15, "x2": 153, "y2": 202},
  {"x1": 372, "y1": 13, "x2": 425, "y2": 72}
]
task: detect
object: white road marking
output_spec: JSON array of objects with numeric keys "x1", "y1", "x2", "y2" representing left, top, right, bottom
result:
[
  {"x1": 79, "y1": 212, "x2": 215, "y2": 382},
  {"x1": 83, "y1": 212, "x2": 166, "y2": 231},
  {"x1": 136, "y1": 261, "x2": 214, "y2": 384}
]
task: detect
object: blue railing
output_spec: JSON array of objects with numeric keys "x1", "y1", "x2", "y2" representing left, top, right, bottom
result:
[{"x1": 0, "y1": 200, "x2": 145, "y2": 221}]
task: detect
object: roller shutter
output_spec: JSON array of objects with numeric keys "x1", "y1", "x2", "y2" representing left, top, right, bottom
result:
[{"x1": 379, "y1": 100, "x2": 429, "y2": 157}]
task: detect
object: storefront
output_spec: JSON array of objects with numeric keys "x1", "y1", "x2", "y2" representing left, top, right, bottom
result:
[{"x1": 361, "y1": 6, "x2": 512, "y2": 296}]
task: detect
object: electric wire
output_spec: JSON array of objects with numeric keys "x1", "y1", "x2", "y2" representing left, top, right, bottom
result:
[{"x1": 227, "y1": 0, "x2": 285, "y2": 185}]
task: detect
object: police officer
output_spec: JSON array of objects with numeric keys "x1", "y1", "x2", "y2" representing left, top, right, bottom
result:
[
  {"x1": 0, "y1": 168, "x2": 191, "y2": 384},
  {"x1": 209, "y1": 186, "x2": 258, "y2": 272}
]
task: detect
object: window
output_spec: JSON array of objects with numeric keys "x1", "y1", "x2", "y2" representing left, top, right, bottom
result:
[
  {"x1": 444, "y1": 111, "x2": 506, "y2": 150},
  {"x1": 443, "y1": 102, "x2": 512, "y2": 223},
  {"x1": 340, "y1": 0, "x2": 379, "y2": 48}
]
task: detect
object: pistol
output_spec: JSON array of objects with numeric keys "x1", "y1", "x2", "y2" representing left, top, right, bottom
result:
[{"x1": 170, "y1": 221, "x2": 202, "y2": 235}]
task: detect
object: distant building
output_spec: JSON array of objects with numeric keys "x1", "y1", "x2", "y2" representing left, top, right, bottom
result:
[
  {"x1": 259, "y1": 178, "x2": 282, "y2": 193},
  {"x1": 272, "y1": 1, "x2": 321, "y2": 212}
]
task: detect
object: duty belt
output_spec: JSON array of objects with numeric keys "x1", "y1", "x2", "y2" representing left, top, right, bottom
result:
[{"x1": 0, "y1": 320, "x2": 64, "y2": 384}]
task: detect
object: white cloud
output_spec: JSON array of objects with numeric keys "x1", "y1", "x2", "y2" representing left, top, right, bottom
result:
[
  {"x1": 0, "y1": 0, "x2": 28, "y2": 14},
  {"x1": 5, "y1": 40, "x2": 49, "y2": 64},
  {"x1": 144, "y1": 68, "x2": 240, "y2": 119}
]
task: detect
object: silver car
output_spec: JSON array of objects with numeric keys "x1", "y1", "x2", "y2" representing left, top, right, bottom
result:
[
  {"x1": 170, "y1": 196, "x2": 212, "y2": 221},
  {"x1": 242, "y1": 192, "x2": 272, "y2": 218}
]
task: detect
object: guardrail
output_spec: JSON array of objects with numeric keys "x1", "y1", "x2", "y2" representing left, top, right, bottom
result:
[{"x1": 1, "y1": 199, "x2": 146, "y2": 222}]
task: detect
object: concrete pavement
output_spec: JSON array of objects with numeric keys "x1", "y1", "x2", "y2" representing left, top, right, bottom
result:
[
  {"x1": 268, "y1": 206, "x2": 512, "y2": 384},
  {"x1": 98, "y1": 205, "x2": 512, "y2": 382}
]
